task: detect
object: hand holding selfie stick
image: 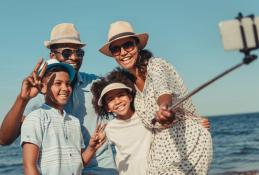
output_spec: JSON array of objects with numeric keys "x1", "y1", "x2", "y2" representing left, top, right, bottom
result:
[{"x1": 151, "y1": 13, "x2": 258, "y2": 125}]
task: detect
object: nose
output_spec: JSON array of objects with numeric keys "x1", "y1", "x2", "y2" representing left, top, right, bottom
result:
[
  {"x1": 114, "y1": 97, "x2": 121, "y2": 104},
  {"x1": 68, "y1": 52, "x2": 80, "y2": 61},
  {"x1": 61, "y1": 83, "x2": 71, "y2": 91},
  {"x1": 120, "y1": 47, "x2": 128, "y2": 56}
]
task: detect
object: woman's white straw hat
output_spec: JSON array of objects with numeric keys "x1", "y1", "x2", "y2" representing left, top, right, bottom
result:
[
  {"x1": 99, "y1": 20, "x2": 149, "y2": 57},
  {"x1": 44, "y1": 23, "x2": 85, "y2": 49}
]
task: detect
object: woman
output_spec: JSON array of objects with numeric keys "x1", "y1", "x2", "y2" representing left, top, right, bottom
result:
[{"x1": 99, "y1": 20, "x2": 213, "y2": 175}]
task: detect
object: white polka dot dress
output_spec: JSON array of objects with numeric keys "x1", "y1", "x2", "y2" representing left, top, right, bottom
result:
[{"x1": 134, "y1": 58, "x2": 213, "y2": 175}]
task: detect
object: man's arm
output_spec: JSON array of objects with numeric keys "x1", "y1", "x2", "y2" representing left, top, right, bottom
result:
[
  {"x1": 0, "y1": 59, "x2": 46, "y2": 145},
  {"x1": 0, "y1": 96, "x2": 28, "y2": 145},
  {"x1": 22, "y1": 142, "x2": 40, "y2": 175}
]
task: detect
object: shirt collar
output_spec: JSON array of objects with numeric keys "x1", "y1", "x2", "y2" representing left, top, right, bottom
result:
[
  {"x1": 42, "y1": 103, "x2": 69, "y2": 119},
  {"x1": 76, "y1": 72, "x2": 84, "y2": 85}
]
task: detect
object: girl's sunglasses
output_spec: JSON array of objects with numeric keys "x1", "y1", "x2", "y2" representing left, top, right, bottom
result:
[
  {"x1": 109, "y1": 41, "x2": 136, "y2": 56},
  {"x1": 53, "y1": 49, "x2": 85, "y2": 59}
]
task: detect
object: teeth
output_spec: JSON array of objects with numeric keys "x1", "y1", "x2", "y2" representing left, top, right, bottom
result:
[{"x1": 116, "y1": 104, "x2": 125, "y2": 111}]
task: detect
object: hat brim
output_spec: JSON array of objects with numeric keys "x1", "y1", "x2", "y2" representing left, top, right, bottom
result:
[
  {"x1": 97, "y1": 83, "x2": 132, "y2": 106},
  {"x1": 99, "y1": 33, "x2": 149, "y2": 57},
  {"x1": 44, "y1": 39, "x2": 86, "y2": 49},
  {"x1": 45, "y1": 63, "x2": 76, "y2": 82}
]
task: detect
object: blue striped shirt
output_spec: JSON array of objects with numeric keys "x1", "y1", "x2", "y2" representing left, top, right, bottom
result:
[{"x1": 21, "y1": 104, "x2": 84, "y2": 175}]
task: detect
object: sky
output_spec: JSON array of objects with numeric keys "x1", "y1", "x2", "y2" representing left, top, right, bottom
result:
[{"x1": 0, "y1": 0, "x2": 258, "y2": 123}]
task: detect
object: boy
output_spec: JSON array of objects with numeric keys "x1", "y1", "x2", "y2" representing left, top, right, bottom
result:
[
  {"x1": 91, "y1": 68, "x2": 152, "y2": 175},
  {"x1": 21, "y1": 59, "x2": 106, "y2": 175}
]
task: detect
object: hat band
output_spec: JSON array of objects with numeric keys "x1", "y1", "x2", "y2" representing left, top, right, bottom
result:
[
  {"x1": 109, "y1": 32, "x2": 135, "y2": 42},
  {"x1": 50, "y1": 36, "x2": 81, "y2": 43}
]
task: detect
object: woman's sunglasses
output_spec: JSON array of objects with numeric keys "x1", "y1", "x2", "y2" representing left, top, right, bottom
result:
[
  {"x1": 53, "y1": 49, "x2": 85, "y2": 59},
  {"x1": 109, "y1": 41, "x2": 136, "y2": 56}
]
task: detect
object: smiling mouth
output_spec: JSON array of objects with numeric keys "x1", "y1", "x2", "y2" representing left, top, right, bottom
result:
[
  {"x1": 120, "y1": 57, "x2": 132, "y2": 64},
  {"x1": 115, "y1": 104, "x2": 126, "y2": 112},
  {"x1": 59, "y1": 93, "x2": 69, "y2": 98},
  {"x1": 68, "y1": 63, "x2": 77, "y2": 67}
]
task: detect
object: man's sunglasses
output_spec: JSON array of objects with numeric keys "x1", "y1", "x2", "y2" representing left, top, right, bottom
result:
[
  {"x1": 109, "y1": 41, "x2": 136, "y2": 56},
  {"x1": 53, "y1": 49, "x2": 85, "y2": 59}
]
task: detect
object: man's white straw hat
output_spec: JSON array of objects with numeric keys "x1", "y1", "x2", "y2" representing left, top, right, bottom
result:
[{"x1": 44, "y1": 23, "x2": 85, "y2": 49}]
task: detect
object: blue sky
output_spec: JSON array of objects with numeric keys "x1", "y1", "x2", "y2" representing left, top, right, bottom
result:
[{"x1": 0, "y1": 0, "x2": 258, "y2": 122}]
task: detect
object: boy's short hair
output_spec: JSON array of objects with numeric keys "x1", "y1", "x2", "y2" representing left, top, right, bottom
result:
[{"x1": 91, "y1": 67, "x2": 135, "y2": 119}]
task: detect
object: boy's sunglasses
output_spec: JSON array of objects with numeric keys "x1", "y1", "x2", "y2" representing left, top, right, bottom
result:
[
  {"x1": 109, "y1": 41, "x2": 136, "y2": 56},
  {"x1": 53, "y1": 49, "x2": 85, "y2": 59}
]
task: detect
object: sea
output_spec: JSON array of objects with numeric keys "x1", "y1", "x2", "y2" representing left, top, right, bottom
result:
[{"x1": 0, "y1": 112, "x2": 259, "y2": 175}]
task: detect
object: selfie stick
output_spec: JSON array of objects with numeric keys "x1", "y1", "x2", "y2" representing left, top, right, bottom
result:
[
  {"x1": 151, "y1": 13, "x2": 258, "y2": 125},
  {"x1": 167, "y1": 54, "x2": 257, "y2": 112},
  {"x1": 168, "y1": 12, "x2": 258, "y2": 112}
]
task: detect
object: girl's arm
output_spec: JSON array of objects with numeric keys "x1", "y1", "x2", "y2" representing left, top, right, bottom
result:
[
  {"x1": 22, "y1": 142, "x2": 40, "y2": 175},
  {"x1": 82, "y1": 124, "x2": 106, "y2": 166}
]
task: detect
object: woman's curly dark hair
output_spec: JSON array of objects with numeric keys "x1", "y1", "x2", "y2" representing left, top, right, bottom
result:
[
  {"x1": 132, "y1": 37, "x2": 153, "y2": 76},
  {"x1": 91, "y1": 67, "x2": 136, "y2": 119}
]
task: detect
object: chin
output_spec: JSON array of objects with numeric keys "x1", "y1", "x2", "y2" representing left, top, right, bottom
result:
[{"x1": 57, "y1": 100, "x2": 68, "y2": 106}]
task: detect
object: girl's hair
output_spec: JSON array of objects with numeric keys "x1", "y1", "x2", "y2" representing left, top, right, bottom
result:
[{"x1": 91, "y1": 67, "x2": 136, "y2": 119}]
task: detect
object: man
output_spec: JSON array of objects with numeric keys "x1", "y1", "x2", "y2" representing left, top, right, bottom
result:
[{"x1": 0, "y1": 23, "x2": 118, "y2": 175}]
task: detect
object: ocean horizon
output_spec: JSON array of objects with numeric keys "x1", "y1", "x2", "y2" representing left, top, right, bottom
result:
[{"x1": 1, "y1": 112, "x2": 259, "y2": 174}]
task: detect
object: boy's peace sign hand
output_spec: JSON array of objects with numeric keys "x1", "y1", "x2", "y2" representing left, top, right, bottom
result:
[{"x1": 19, "y1": 58, "x2": 47, "y2": 101}]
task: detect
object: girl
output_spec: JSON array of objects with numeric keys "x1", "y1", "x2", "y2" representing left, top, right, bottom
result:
[{"x1": 91, "y1": 68, "x2": 152, "y2": 175}]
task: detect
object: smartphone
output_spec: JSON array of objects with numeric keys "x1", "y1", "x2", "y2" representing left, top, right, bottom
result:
[{"x1": 219, "y1": 17, "x2": 259, "y2": 51}]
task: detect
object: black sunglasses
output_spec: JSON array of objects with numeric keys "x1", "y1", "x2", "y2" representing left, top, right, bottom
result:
[
  {"x1": 53, "y1": 49, "x2": 85, "y2": 59},
  {"x1": 109, "y1": 41, "x2": 136, "y2": 56}
]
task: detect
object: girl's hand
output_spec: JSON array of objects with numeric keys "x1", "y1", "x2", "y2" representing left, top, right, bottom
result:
[{"x1": 200, "y1": 117, "x2": 210, "y2": 130}]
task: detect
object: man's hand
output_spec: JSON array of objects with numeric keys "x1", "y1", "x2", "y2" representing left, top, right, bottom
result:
[{"x1": 19, "y1": 58, "x2": 47, "y2": 101}]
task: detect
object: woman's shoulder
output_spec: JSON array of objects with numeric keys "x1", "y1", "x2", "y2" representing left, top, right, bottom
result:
[
  {"x1": 148, "y1": 57, "x2": 175, "y2": 70},
  {"x1": 149, "y1": 57, "x2": 172, "y2": 66}
]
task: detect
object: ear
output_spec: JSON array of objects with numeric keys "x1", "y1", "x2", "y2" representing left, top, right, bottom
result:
[
  {"x1": 104, "y1": 105, "x2": 112, "y2": 113},
  {"x1": 49, "y1": 52, "x2": 55, "y2": 59},
  {"x1": 129, "y1": 94, "x2": 133, "y2": 102},
  {"x1": 41, "y1": 82, "x2": 47, "y2": 94}
]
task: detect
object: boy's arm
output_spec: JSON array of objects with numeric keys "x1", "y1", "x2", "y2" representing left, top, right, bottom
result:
[
  {"x1": 22, "y1": 142, "x2": 40, "y2": 175},
  {"x1": 82, "y1": 124, "x2": 106, "y2": 166},
  {"x1": 0, "y1": 59, "x2": 46, "y2": 145}
]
